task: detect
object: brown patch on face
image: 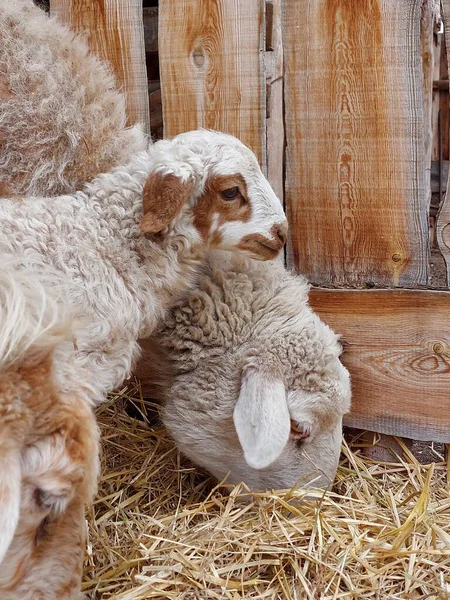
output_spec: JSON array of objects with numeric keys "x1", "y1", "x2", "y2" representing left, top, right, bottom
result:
[
  {"x1": 140, "y1": 172, "x2": 195, "y2": 234},
  {"x1": 238, "y1": 223, "x2": 287, "y2": 260},
  {"x1": 193, "y1": 174, "x2": 252, "y2": 244}
]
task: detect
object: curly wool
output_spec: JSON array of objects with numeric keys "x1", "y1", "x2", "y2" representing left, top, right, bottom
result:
[
  {"x1": 0, "y1": 150, "x2": 204, "y2": 404},
  {"x1": 0, "y1": 0, "x2": 146, "y2": 197},
  {"x1": 138, "y1": 251, "x2": 351, "y2": 490}
]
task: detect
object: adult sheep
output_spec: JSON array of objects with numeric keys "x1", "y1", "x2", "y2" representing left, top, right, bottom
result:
[{"x1": 0, "y1": 257, "x2": 99, "y2": 600}]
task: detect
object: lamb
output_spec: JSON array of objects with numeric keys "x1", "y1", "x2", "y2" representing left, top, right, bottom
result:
[
  {"x1": 0, "y1": 256, "x2": 99, "y2": 597},
  {"x1": 0, "y1": 129, "x2": 288, "y2": 407},
  {"x1": 0, "y1": 0, "x2": 146, "y2": 198},
  {"x1": 136, "y1": 250, "x2": 351, "y2": 491}
]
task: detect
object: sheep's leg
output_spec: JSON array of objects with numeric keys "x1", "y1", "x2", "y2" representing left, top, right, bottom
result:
[
  {"x1": 0, "y1": 399, "x2": 99, "y2": 599},
  {"x1": 0, "y1": 496, "x2": 87, "y2": 600},
  {"x1": 21, "y1": 398, "x2": 100, "y2": 517}
]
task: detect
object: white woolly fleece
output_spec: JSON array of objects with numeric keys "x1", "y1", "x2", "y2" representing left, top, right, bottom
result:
[{"x1": 0, "y1": 0, "x2": 147, "y2": 197}]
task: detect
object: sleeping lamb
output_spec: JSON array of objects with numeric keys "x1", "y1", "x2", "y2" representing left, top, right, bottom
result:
[{"x1": 137, "y1": 250, "x2": 351, "y2": 491}]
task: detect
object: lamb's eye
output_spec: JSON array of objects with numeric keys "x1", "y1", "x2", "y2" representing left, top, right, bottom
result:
[{"x1": 220, "y1": 186, "x2": 239, "y2": 200}]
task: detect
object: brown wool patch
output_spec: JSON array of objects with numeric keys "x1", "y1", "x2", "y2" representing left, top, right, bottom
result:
[
  {"x1": 193, "y1": 174, "x2": 251, "y2": 243},
  {"x1": 140, "y1": 172, "x2": 195, "y2": 234}
]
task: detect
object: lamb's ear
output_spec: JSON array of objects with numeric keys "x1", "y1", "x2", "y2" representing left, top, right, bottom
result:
[
  {"x1": 233, "y1": 368, "x2": 290, "y2": 470},
  {"x1": 140, "y1": 171, "x2": 196, "y2": 233}
]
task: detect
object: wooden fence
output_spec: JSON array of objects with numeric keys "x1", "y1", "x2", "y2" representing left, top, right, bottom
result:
[{"x1": 50, "y1": 0, "x2": 450, "y2": 442}]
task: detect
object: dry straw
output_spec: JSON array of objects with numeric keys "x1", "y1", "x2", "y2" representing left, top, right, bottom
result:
[{"x1": 84, "y1": 385, "x2": 450, "y2": 599}]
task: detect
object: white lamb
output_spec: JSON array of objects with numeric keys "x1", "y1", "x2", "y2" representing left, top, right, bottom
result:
[
  {"x1": 0, "y1": 129, "x2": 288, "y2": 407},
  {"x1": 137, "y1": 250, "x2": 351, "y2": 491}
]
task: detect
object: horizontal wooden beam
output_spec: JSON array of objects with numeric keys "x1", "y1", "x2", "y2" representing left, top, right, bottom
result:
[{"x1": 309, "y1": 288, "x2": 450, "y2": 442}]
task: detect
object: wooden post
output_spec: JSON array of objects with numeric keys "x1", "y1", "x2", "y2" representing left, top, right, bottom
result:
[
  {"x1": 158, "y1": 0, "x2": 266, "y2": 165},
  {"x1": 50, "y1": 0, "x2": 150, "y2": 135},
  {"x1": 438, "y1": 1, "x2": 450, "y2": 282}
]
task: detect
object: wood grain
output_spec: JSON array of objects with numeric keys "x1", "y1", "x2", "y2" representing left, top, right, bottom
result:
[
  {"x1": 283, "y1": 0, "x2": 429, "y2": 287},
  {"x1": 158, "y1": 0, "x2": 265, "y2": 164},
  {"x1": 50, "y1": 0, "x2": 150, "y2": 134},
  {"x1": 310, "y1": 288, "x2": 450, "y2": 442}
]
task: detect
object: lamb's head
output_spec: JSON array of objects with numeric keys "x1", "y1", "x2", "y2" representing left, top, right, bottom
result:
[
  {"x1": 140, "y1": 130, "x2": 288, "y2": 260},
  {"x1": 162, "y1": 356, "x2": 351, "y2": 492}
]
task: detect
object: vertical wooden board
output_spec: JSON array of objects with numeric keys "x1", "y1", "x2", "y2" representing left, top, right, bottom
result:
[
  {"x1": 265, "y1": 0, "x2": 284, "y2": 203},
  {"x1": 309, "y1": 288, "x2": 450, "y2": 442},
  {"x1": 158, "y1": 0, "x2": 265, "y2": 165},
  {"x1": 283, "y1": 0, "x2": 429, "y2": 287},
  {"x1": 438, "y1": 0, "x2": 450, "y2": 283},
  {"x1": 421, "y1": 1, "x2": 437, "y2": 221},
  {"x1": 50, "y1": 0, "x2": 150, "y2": 135}
]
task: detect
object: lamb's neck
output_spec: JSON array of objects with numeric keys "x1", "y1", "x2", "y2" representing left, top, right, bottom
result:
[
  {"x1": 83, "y1": 159, "x2": 204, "y2": 338},
  {"x1": 124, "y1": 233, "x2": 205, "y2": 339}
]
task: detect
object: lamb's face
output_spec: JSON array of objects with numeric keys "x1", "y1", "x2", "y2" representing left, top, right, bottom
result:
[
  {"x1": 164, "y1": 389, "x2": 344, "y2": 492},
  {"x1": 163, "y1": 360, "x2": 351, "y2": 493},
  {"x1": 139, "y1": 130, "x2": 288, "y2": 260}
]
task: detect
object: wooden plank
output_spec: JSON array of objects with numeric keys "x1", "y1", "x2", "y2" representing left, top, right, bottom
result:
[
  {"x1": 432, "y1": 35, "x2": 442, "y2": 162},
  {"x1": 309, "y1": 288, "x2": 450, "y2": 442},
  {"x1": 265, "y1": 0, "x2": 284, "y2": 204},
  {"x1": 149, "y1": 85, "x2": 163, "y2": 140},
  {"x1": 283, "y1": 1, "x2": 429, "y2": 287},
  {"x1": 437, "y1": 0, "x2": 450, "y2": 284},
  {"x1": 50, "y1": 0, "x2": 150, "y2": 135},
  {"x1": 431, "y1": 160, "x2": 449, "y2": 194},
  {"x1": 421, "y1": 1, "x2": 438, "y2": 233},
  {"x1": 158, "y1": 0, "x2": 266, "y2": 164}
]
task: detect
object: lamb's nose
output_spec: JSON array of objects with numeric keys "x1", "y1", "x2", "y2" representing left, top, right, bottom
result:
[{"x1": 273, "y1": 222, "x2": 288, "y2": 246}]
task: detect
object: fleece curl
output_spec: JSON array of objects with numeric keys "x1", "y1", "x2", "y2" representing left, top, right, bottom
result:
[{"x1": 0, "y1": 0, "x2": 146, "y2": 197}]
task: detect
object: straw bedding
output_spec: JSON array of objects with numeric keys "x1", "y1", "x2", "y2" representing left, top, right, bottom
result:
[{"x1": 84, "y1": 385, "x2": 450, "y2": 600}]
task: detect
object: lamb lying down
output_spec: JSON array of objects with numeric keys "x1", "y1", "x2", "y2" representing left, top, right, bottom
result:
[{"x1": 137, "y1": 251, "x2": 351, "y2": 491}]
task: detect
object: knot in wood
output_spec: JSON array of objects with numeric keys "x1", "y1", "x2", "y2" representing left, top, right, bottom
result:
[
  {"x1": 433, "y1": 342, "x2": 446, "y2": 355},
  {"x1": 192, "y1": 44, "x2": 206, "y2": 68},
  {"x1": 392, "y1": 253, "x2": 402, "y2": 263}
]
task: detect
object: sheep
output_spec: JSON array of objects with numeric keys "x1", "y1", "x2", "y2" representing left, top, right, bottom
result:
[
  {"x1": 0, "y1": 0, "x2": 146, "y2": 198},
  {"x1": 0, "y1": 129, "x2": 287, "y2": 407},
  {"x1": 136, "y1": 250, "x2": 351, "y2": 491},
  {"x1": 0, "y1": 256, "x2": 99, "y2": 598}
]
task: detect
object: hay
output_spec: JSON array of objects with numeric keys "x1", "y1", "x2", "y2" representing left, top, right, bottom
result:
[{"x1": 84, "y1": 385, "x2": 450, "y2": 599}]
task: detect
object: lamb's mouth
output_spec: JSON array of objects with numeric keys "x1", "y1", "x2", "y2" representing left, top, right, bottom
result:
[{"x1": 237, "y1": 236, "x2": 282, "y2": 261}]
